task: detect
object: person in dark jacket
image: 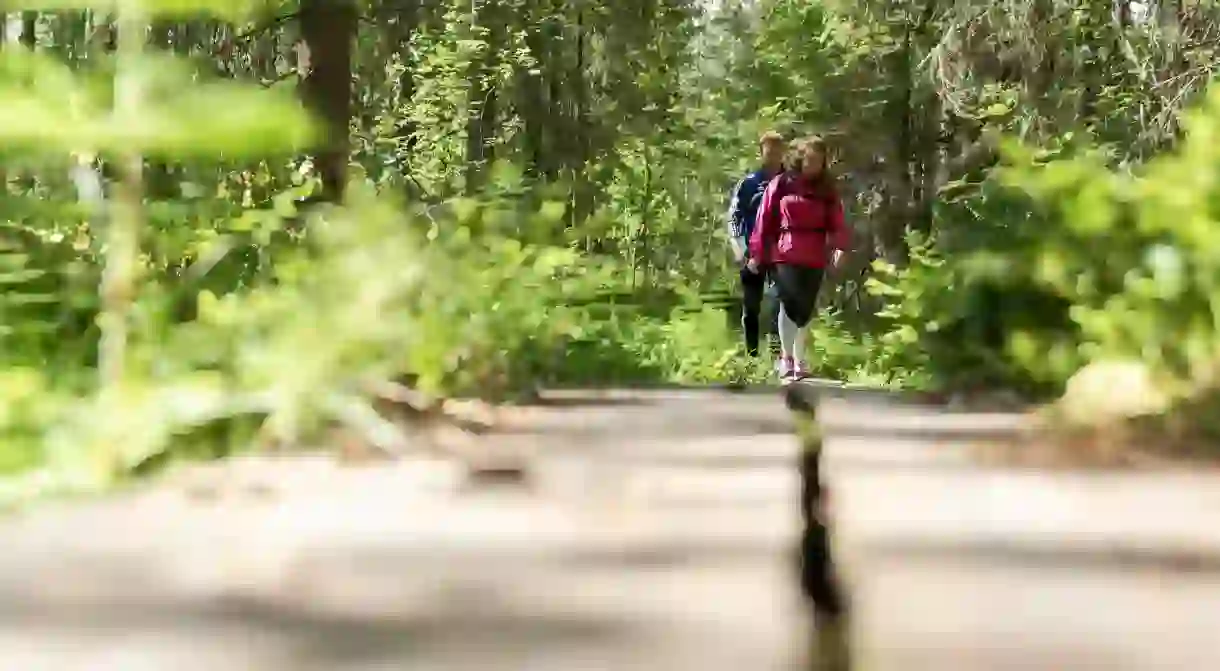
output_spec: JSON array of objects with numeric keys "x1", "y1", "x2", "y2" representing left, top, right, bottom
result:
[
  {"x1": 748, "y1": 135, "x2": 851, "y2": 381},
  {"x1": 727, "y1": 131, "x2": 786, "y2": 356}
]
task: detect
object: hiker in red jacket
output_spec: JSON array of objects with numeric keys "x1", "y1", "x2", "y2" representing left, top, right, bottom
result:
[{"x1": 747, "y1": 135, "x2": 851, "y2": 382}]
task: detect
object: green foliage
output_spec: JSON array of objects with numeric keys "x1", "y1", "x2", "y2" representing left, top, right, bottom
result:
[
  {"x1": 0, "y1": 50, "x2": 313, "y2": 159},
  {"x1": 0, "y1": 0, "x2": 780, "y2": 503},
  {"x1": 8, "y1": 0, "x2": 1220, "y2": 503},
  {"x1": 626, "y1": 307, "x2": 771, "y2": 386},
  {"x1": 859, "y1": 80, "x2": 1220, "y2": 416},
  {"x1": 0, "y1": 0, "x2": 315, "y2": 498},
  {"x1": 1003, "y1": 86, "x2": 1220, "y2": 397}
]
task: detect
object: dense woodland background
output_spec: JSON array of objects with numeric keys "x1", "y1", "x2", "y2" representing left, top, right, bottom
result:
[{"x1": 2, "y1": 0, "x2": 1220, "y2": 500}]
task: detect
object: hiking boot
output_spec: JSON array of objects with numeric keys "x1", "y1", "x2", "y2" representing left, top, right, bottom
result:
[{"x1": 777, "y1": 356, "x2": 795, "y2": 382}]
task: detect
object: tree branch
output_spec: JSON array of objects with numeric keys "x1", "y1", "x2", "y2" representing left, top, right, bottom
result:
[{"x1": 233, "y1": 10, "x2": 301, "y2": 43}]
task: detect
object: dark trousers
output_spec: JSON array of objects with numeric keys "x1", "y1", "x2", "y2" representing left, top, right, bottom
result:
[
  {"x1": 740, "y1": 265, "x2": 766, "y2": 356},
  {"x1": 773, "y1": 263, "x2": 825, "y2": 328}
]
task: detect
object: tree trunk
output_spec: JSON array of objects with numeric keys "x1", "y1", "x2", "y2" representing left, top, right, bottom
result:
[
  {"x1": 570, "y1": 3, "x2": 593, "y2": 227},
  {"x1": 19, "y1": 12, "x2": 36, "y2": 48},
  {"x1": 911, "y1": 0, "x2": 941, "y2": 235},
  {"x1": 520, "y1": 8, "x2": 553, "y2": 181},
  {"x1": 297, "y1": 0, "x2": 357, "y2": 203},
  {"x1": 463, "y1": 0, "x2": 501, "y2": 194},
  {"x1": 881, "y1": 19, "x2": 915, "y2": 259},
  {"x1": 389, "y1": 1, "x2": 420, "y2": 154}
]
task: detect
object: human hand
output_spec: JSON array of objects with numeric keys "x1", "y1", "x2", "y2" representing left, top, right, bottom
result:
[
  {"x1": 746, "y1": 258, "x2": 760, "y2": 274},
  {"x1": 830, "y1": 250, "x2": 846, "y2": 273},
  {"x1": 729, "y1": 238, "x2": 747, "y2": 265}
]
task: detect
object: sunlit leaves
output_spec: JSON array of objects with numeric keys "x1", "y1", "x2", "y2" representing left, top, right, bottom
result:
[
  {"x1": 999, "y1": 75, "x2": 1220, "y2": 392},
  {"x1": 0, "y1": 50, "x2": 314, "y2": 159},
  {"x1": 0, "y1": 0, "x2": 276, "y2": 21},
  {"x1": 143, "y1": 83, "x2": 315, "y2": 159}
]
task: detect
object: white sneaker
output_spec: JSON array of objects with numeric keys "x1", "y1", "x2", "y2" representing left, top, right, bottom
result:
[{"x1": 776, "y1": 356, "x2": 795, "y2": 382}]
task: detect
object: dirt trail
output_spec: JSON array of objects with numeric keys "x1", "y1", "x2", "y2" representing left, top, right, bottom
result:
[{"x1": 1, "y1": 387, "x2": 1217, "y2": 670}]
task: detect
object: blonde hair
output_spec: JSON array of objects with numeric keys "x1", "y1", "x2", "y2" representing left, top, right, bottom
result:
[{"x1": 758, "y1": 131, "x2": 785, "y2": 149}]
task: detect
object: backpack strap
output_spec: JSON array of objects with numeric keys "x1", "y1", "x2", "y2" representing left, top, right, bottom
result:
[{"x1": 762, "y1": 173, "x2": 790, "y2": 240}]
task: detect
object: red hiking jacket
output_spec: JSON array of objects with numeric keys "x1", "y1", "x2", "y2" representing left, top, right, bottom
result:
[{"x1": 748, "y1": 173, "x2": 851, "y2": 268}]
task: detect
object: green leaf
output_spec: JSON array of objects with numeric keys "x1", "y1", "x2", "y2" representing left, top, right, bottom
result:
[
  {"x1": 538, "y1": 200, "x2": 566, "y2": 224},
  {"x1": 137, "y1": 82, "x2": 316, "y2": 159},
  {"x1": 0, "y1": 51, "x2": 315, "y2": 159},
  {"x1": 0, "y1": 0, "x2": 273, "y2": 21},
  {"x1": 980, "y1": 103, "x2": 1011, "y2": 119}
]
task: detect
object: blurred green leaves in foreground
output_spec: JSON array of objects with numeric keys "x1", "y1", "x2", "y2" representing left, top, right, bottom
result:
[
  {"x1": 0, "y1": 0, "x2": 757, "y2": 508},
  {"x1": 6, "y1": 0, "x2": 1220, "y2": 506},
  {"x1": 860, "y1": 85, "x2": 1220, "y2": 447},
  {"x1": 0, "y1": 49, "x2": 313, "y2": 160}
]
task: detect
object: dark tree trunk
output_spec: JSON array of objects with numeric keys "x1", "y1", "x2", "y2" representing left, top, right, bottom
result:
[{"x1": 298, "y1": 0, "x2": 358, "y2": 203}]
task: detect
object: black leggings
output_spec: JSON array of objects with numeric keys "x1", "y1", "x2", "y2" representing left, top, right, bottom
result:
[{"x1": 772, "y1": 264, "x2": 825, "y2": 328}]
